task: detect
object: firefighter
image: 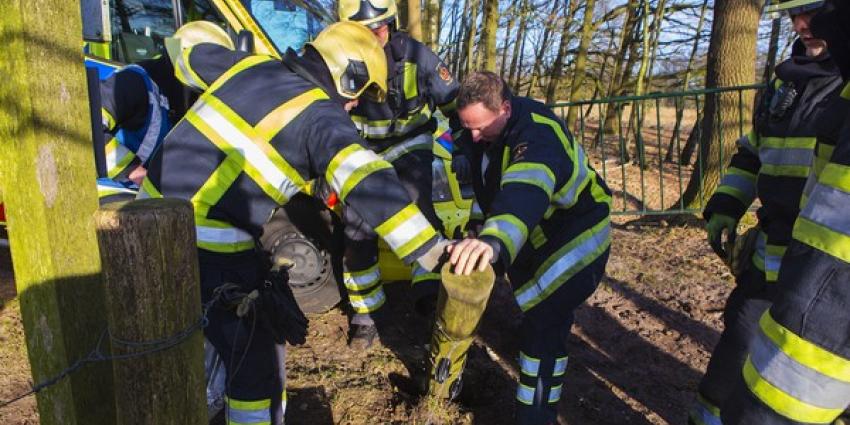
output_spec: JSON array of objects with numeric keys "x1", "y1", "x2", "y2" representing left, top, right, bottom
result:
[
  {"x1": 720, "y1": 1, "x2": 850, "y2": 423},
  {"x1": 97, "y1": 21, "x2": 233, "y2": 206},
  {"x1": 336, "y1": 0, "x2": 463, "y2": 349},
  {"x1": 447, "y1": 71, "x2": 611, "y2": 425},
  {"x1": 689, "y1": 1, "x2": 850, "y2": 423},
  {"x1": 140, "y1": 22, "x2": 450, "y2": 425}
]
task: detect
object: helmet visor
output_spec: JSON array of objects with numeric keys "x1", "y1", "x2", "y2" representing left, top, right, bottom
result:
[
  {"x1": 339, "y1": 59, "x2": 386, "y2": 102},
  {"x1": 765, "y1": 0, "x2": 824, "y2": 16}
]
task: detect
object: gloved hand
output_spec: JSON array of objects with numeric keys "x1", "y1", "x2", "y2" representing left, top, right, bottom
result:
[
  {"x1": 706, "y1": 213, "x2": 738, "y2": 262},
  {"x1": 256, "y1": 268, "x2": 309, "y2": 346},
  {"x1": 451, "y1": 155, "x2": 472, "y2": 183}
]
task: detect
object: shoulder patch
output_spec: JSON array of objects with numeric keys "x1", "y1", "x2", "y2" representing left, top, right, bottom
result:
[
  {"x1": 438, "y1": 65, "x2": 453, "y2": 83},
  {"x1": 512, "y1": 142, "x2": 529, "y2": 162}
]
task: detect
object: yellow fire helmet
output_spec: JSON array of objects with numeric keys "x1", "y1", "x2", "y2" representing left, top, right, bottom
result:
[
  {"x1": 307, "y1": 21, "x2": 388, "y2": 102},
  {"x1": 164, "y1": 21, "x2": 235, "y2": 64},
  {"x1": 765, "y1": 0, "x2": 824, "y2": 16},
  {"x1": 338, "y1": 0, "x2": 399, "y2": 30}
]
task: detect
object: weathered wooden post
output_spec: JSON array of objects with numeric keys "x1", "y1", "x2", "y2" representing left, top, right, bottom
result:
[
  {"x1": 0, "y1": 1, "x2": 115, "y2": 423},
  {"x1": 94, "y1": 199, "x2": 207, "y2": 424}
]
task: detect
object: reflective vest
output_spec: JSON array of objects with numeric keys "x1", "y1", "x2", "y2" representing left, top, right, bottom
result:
[
  {"x1": 142, "y1": 44, "x2": 439, "y2": 261},
  {"x1": 101, "y1": 64, "x2": 171, "y2": 178},
  {"x1": 456, "y1": 96, "x2": 612, "y2": 312},
  {"x1": 349, "y1": 32, "x2": 459, "y2": 153},
  {"x1": 704, "y1": 53, "x2": 848, "y2": 282}
]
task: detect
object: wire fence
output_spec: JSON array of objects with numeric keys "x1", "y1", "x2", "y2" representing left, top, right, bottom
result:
[{"x1": 550, "y1": 84, "x2": 765, "y2": 216}]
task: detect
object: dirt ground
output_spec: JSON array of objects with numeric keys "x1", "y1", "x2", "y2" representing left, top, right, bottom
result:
[{"x1": 0, "y1": 213, "x2": 737, "y2": 424}]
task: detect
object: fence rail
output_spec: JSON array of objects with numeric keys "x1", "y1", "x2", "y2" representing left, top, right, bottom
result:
[{"x1": 549, "y1": 84, "x2": 766, "y2": 216}]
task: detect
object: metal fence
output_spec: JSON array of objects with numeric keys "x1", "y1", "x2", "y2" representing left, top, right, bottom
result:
[{"x1": 549, "y1": 84, "x2": 765, "y2": 216}]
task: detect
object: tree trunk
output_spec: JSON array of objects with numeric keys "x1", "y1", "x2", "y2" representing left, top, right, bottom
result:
[
  {"x1": 526, "y1": 0, "x2": 562, "y2": 97},
  {"x1": 545, "y1": 0, "x2": 579, "y2": 105},
  {"x1": 500, "y1": 3, "x2": 518, "y2": 78},
  {"x1": 677, "y1": 0, "x2": 762, "y2": 210},
  {"x1": 762, "y1": 17, "x2": 782, "y2": 84},
  {"x1": 601, "y1": 0, "x2": 639, "y2": 134},
  {"x1": 463, "y1": 0, "x2": 480, "y2": 77},
  {"x1": 480, "y1": 0, "x2": 500, "y2": 71},
  {"x1": 509, "y1": 0, "x2": 530, "y2": 91},
  {"x1": 565, "y1": 0, "x2": 598, "y2": 126},
  {"x1": 408, "y1": 0, "x2": 423, "y2": 42},
  {"x1": 0, "y1": 1, "x2": 115, "y2": 423}
]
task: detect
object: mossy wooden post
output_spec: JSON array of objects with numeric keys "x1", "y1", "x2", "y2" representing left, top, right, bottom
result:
[
  {"x1": 95, "y1": 199, "x2": 207, "y2": 424},
  {"x1": 0, "y1": 1, "x2": 115, "y2": 423}
]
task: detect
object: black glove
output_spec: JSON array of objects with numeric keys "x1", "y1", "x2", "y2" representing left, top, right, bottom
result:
[
  {"x1": 451, "y1": 155, "x2": 472, "y2": 183},
  {"x1": 255, "y1": 269, "x2": 309, "y2": 346}
]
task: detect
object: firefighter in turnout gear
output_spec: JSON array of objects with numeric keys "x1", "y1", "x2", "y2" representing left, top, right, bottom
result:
[
  {"x1": 448, "y1": 72, "x2": 611, "y2": 424},
  {"x1": 689, "y1": 1, "x2": 850, "y2": 423},
  {"x1": 337, "y1": 0, "x2": 462, "y2": 349},
  {"x1": 719, "y1": 1, "x2": 850, "y2": 423},
  {"x1": 97, "y1": 21, "x2": 234, "y2": 202},
  {"x1": 140, "y1": 22, "x2": 450, "y2": 425}
]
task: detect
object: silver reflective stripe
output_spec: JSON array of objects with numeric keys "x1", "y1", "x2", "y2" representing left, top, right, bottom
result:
[
  {"x1": 380, "y1": 133, "x2": 432, "y2": 162},
  {"x1": 343, "y1": 268, "x2": 380, "y2": 291},
  {"x1": 176, "y1": 52, "x2": 206, "y2": 91},
  {"x1": 502, "y1": 167, "x2": 556, "y2": 195},
  {"x1": 519, "y1": 352, "x2": 540, "y2": 377},
  {"x1": 516, "y1": 383, "x2": 535, "y2": 405},
  {"x1": 193, "y1": 101, "x2": 301, "y2": 200},
  {"x1": 802, "y1": 172, "x2": 818, "y2": 206},
  {"x1": 196, "y1": 225, "x2": 254, "y2": 245},
  {"x1": 382, "y1": 213, "x2": 432, "y2": 253},
  {"x1": 515, "y1": 224, "x2": 610, "y2": 308},
  {"x1": 135, "y1": 83, "x2": 165, "y2": 163},
  {"x1": 751, "y1": 330, "x2": 850, "y2": 409},
  {"x1": 548, "y1": 385, "x2": 562, "y2": 403},
  {"x1": 754, "y1": 231, "x2": 766, "y2": 266},
  {"x1": 106, "y1": 142, "x2": 133, "y2": 172},
  {"x1": 350, "y1": 287, "x2": 386, "y2": 311},
  {"x1": 471, "y1": 200, "x2": 483, "y2": 216},
  {"x1": 228, "y1": 405, "x2": 271, "y2": 423},
  {"x1": 330, "y1": 148, "x2": 382, "y2": 194},
  {"x1": 554, "y1": 146, "x2": 589, "y2": 207},
  {"x1": 482, "y1": 218, "x2": 526, "y2": 254},
  {"x1": 800, "y1": 183, "x2": 850, "y2": 236},
  {"x1": 764, "y1": 251, "x2": 782, "y2": 275},
  {"x1": 553, "y1": 356, "x2": 568, "y2": 377},
  {"x1": 759, "y1": 147, "x2": 814, "y2": 168},
  {"x1": 690, "y1": 402, "x2": 722, "y2": 425},
  {"x1": 720, "y1": 173, "x2": 756, "y2": 200},
  {"x1": 738, "y1": 134, "x2": 757, "y2": 154}
]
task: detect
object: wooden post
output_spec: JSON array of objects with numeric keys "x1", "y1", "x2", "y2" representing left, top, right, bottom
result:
[
  {"x1": 0, "y1": 1, "x2": 115, "y2": 423},
  {"x1": 95, "y1": 199, "x2": 207, "y2": 425}
]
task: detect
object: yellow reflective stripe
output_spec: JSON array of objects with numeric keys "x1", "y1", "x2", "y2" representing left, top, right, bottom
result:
[
  {"x1": 375, "y1": 204, "x2": 438, "y2": 260},
  {"x1": 101, "y1": 107, "x2": 116, "y2": 130},
  {"x1": 175, "y1": 47, "x2": 209, "y2": 91},
  {"x1": 206, "y1": 55, "x2": 274, "y2": 93},
  {"x1": 820, "y1": 162, "x2": 850, "y2": 193},
  {"x1": 530, "y1": 226, "x2": 547, "y2": 249},
  {"x1": 502, "y1": 162, "x2": 556, "y2": 199},
  {"x1": 228, "y1": 397, "x2": 272, "y2": 410},
  {"x1": 531, "y1": 113, "x2": 571, "y2": 156},
  {"x1": 403, "y1": 62, "x2": 418, "y2": 100},
  {"x1": 761, "y1": 312, "x2": 850, "y2": 382},
  {"x1": 351, "y1": 105, "x2": 433, "y2": 139},
  {"x1": 480, "y1": 214, "x2": 528, "y2": 262},
  {"x1": 254, "y1": 88, "x2": 329, "y2": 141},
  {"x1": 759, "y1": 136, "x2": 817, "y2": 150},
  {"x1": 191, "y1": 155, "x2": 243, "y2": 218},
  {"x1": 325, "y1": 144, "x2": 393, "y2": 201},
  {"x1": 743, "y1": 357, "x2": 843, "y2": 424},
  {"x1": 349, "y1": 285, "x2": 386, "y2": 313},
  {"x1": 842, "y1": 81, "x2": 850, "y2": 100},
  {"x1": 105, "y1": 137, "x2": 136, "y2": 178},
  {"x1": 343, "y1": 264, "x2": 381, "y2": 291},
  {"x1": 794, "y1": 217, "x2": 850, "y2": 263},
  {"x1": 138, "y1": 177, "x2": 162, "y2": 199},
  {"x1": 516, "y1": 383, "x2": 535, "y2": 405},
  {"x1": 759, "y1": 164, "x2": 811, "y2": 178}
]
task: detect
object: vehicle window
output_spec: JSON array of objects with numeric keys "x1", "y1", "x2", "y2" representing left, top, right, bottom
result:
[
  {"x1": 242, "y1": 0, "x2": 325, "y2": 53},
  {"x1": 109, "y1": 0, "x2": 176, "y2": 63}
]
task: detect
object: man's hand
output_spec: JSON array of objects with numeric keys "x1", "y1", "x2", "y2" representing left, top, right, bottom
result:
[
  {"x1": 128, "y1": 165, "x2": 148, "y2": 186},
  {"x1": 447, "y1": 238, "x2": 493, "y2": 276},
  {"x1": 706, "y1": 213, "x2": 738, "y2": 260},
  {"x1": 451, "y1": 154, "x2": 472, "y2": 183}
]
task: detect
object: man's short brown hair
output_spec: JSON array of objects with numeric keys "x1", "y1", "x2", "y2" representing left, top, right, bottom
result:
[{"x1": 457, "y1": 71, "x2": 512, "y2": 112}]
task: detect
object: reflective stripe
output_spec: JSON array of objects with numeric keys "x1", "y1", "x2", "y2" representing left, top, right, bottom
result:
[
  {"x1": 519, "y1": 352, "x2": 540, "y2": 377},
  {"x1": 175, "y1": 47, "x2": 210, "y2": 91},
  {"x1": 750, "y1": 327, "x2": 850, "y2": 409},
  {"x1": 343, "y1": 264, "x2": 381, "y2": 291},
  {"x1": 470, "y1": 200, "x2": 484, "y2": 220},
  {"x1": 751, "y1": 230, "x2": 766, "y2": 273},
  {"x1": 326, "y1": 144, "x2": 393, "y2": 201},
  {"x1": 796, "y1": 181, "x2": 850, "y2": 263},
  {"x1": 801, "y1": 172, "x2": 817, "y2": 208},
  {"x1": 553, "y1": 146, "x2": 590, "y2": 208},
  {"x1": 480, "y1": 214, "x2": 528, "y2": 263},
  {"x1": 689, "y1": 395, "x2": 722, "y2": 425},
  {"x1": 352, "y1": 104, "x2": 433, "y2": 139},
  {"x1": 553, "y1": 356, "x2": 568, "y2": 377},
  {"x1": 127, "y1": 64, "x2": 167, "y2": 163},
  {"x1": 196, "y1": 223, "x2": 255, "y2": 253},
  {"x1": 516, "y1": 383, "x2": 535, "y2": 405},
  {"x1": 764, "y1": 244, "x2": 786, "y2": 282},
  {"x1": 102, "y1": 108, "x2": 116, "y2": 130},
  {"x1": 227, "y1": 397, "x2": 271, "y2": 425},
  {"x1": 548, "y1": 384, "x2": 562, "y2": 403},
  {"x1": 97, "y1": 182, "x2": 137, "y2": 198},
  {"x1": 105, "y1": 138, "x2": 135, "y2": 178},
  {"x1": 759, "y1": 147, "x2": 814, "y2": 177},
  {"x1": 137, "y1": 177, "x2": 162, "y2": 199},
  {"x1": 379, "y1": 133, "x2": 432, "y2": 162},
  {"x1": 820, "y1": 162, "x2": 850, "y2": 193},
  {"x1": 349, "y1": 285, "x2": 386, "y2": 313},
  {"x1": 502, "y1": 162, "x2": 556, "y2": 199},
  {"x1": 403, "y1": 62, "x2": 418, "y2": 100},
  {"x1": 188, "y1": 97, "x2": 304, "y2": 204},
  {"x1": 374, "y1": 204, "x2": 438, "y2": 261},
  {"x1": 515, "y1": 218, "x2": 610, "y2": 312},
  {"x1": 738, "y1": 132, "x2": 758, "y2": 154},
  {"x1": 716, "y1": 168, "x2": 757, "y2": 205},
  {"x1": 759, "y1": 311, "x2": 850, "y2": 381},
  {"x1": 411, "y1": 264, "x2": 439, "y2": 284}
]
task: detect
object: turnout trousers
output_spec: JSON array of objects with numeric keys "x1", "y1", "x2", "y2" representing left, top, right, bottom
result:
[
  {"x1": 199, "y1": 249, "x2": 287, "y2": 425},
  {"x1": 508, "y1": 246, "x2": 609, "y2": 425},
  {"x1": 341, "y1": 132, "x2": 444, "y2": 321}
]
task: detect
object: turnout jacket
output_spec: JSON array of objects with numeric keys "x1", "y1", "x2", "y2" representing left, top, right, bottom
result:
[
  {"x1": 100, "y1": 62, "x2": 171, "y2": 179},
  {"x1": 455, "y1": 96, "x2": 612, "y2": 312},
  {"x1": 349, "y1": 31, "x2": 459, "y2": 153},
  {"x1": 141, "y1": 44, "x2": 440, "y2": 263},
  {"x1": 704, "y1": 47, "x2": 848, "y2": 282}
]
